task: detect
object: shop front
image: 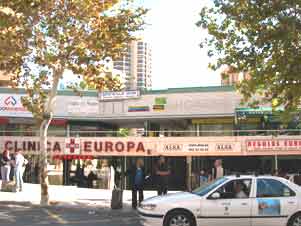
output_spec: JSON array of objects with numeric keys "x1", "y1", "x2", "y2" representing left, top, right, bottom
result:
[{"x1": 1, "y1": 136, "x2": 301, "y2": 190}]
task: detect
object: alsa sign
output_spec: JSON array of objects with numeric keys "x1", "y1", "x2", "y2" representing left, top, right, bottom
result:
[{"x1": 3, "y1": 138, "x2": 154, "y2": 156}]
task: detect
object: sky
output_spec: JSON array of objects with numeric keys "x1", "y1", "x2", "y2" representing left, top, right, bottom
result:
[
  {"x1": 141, "y1": 0, "x2": 221, "y2": 89},
  {"x1": 60, "y1": 0, "x2": 221, "y2": 90}
]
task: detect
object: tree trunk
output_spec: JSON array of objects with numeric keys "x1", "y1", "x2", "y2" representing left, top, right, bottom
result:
[
  {"x1": 39, "y1": 69, "x2": 62, "y2": 205},
  {"x1": 39, "y1": 118, "x2": 52, "y2": 206}
]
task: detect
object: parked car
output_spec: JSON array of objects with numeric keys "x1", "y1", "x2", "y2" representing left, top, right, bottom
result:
[{"x1": 138, "y1": 175, "x2": 301, "y2": 226}]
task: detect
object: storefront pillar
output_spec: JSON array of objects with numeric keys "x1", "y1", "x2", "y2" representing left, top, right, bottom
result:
[
  {"x1": 186, "y1": 156, "x2": 192, "y2": 191},
  {"x1": 63, "y1": 123, "x2": 71, "y2": 185},
  {"x1": 144, "y1": 121, "x2": 149, "y2": 136},
  {"x1": 63, "y1": 159, "x2": 70, "y2": 185},
  {"x1": 123, "y1": 156, "x2": 127, "y2": 189},
  {"x1": 196, "y1": 124, "x2": 200, "y2": 136},
  {"x1": 274, "y1": 155, "x2": 278, "y2": 172},
  {"x1": 66, "y1": 123, "x2": 70, "y2": 137}
]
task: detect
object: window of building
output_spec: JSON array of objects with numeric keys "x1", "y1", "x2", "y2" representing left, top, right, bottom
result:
[{"x1": 199, "y1": 123, "x2": 233, "y2": 136}]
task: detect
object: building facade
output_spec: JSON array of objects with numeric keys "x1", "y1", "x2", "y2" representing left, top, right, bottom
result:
[
  {"x1": 113, "y1": 40, "x2": 152, "y2": 90},
  {"x1": 0, "y1": 86, "x2": 300, "y2": 190},
  {"x1": 221, "y1": 66, "x2": 251, "y2": 86}
]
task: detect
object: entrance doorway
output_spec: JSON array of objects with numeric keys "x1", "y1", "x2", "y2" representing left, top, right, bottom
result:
[{"x1": 167, "y1": 157, "x2": 186, "y2": 190}]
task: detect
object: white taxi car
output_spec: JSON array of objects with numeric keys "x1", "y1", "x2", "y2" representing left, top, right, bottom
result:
[{"x1": 138, "y1": 175, "x2": 301, "y2": 226}]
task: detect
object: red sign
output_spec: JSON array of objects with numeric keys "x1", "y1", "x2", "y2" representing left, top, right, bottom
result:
[
  {"x1": 247, "y1": 139, "x2": 301, "y2": 151},
  {"x1": 4, "y1": 140, "x2": 62, "y2": 153},
  {"x1": 2, "y1": 137, "x2": 155, "y2": 156},
  {"x1": 65, "y1": 138, "x2": 80, "y2": 154}
]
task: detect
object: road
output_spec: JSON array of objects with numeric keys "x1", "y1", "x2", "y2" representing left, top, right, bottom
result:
[{"x1": 0, "y1": 202, "x2": 146, "y2": 226}]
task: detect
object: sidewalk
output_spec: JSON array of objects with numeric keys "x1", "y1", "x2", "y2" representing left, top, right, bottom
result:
[{"x1": 0, "y1": 181, "x2": 159, "y2": 209}]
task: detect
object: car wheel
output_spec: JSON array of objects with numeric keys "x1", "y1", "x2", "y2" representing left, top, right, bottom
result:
[
  {"x1": 289, "y1": 213, "x2": 301, "y2": 226},
  {"x1": 164, "y1": 210, "x2": 195, "y2": 226}
]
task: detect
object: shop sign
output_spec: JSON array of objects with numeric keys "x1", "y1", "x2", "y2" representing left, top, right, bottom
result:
[
  {"x1": 65, "y1": 138, "x2": 80, "y2": 154},
  {"x1": 67, "y1": 99, "x2": 99, "y2": 115},
  {"x1": 246, "y1": 139, "x2": 301, "y2": 151},
  {"x1": 215, "y1": 143, "x2": 234, "y2": 151},
  {"x1": 128, "y1": 106, "x2": 149, "y2": 112},
  {"x1": 155, "y1": 97, "x2": 167, "y2": 105},
  {"x1": 1, "y1": 137, "x2": 243, "y2": 157},
  {"x1": 3, "y1": 138, "x2": 64, "y2": 154},
  {"x1": 163, "y1": 143, "x2": 183, "y2": 152},
  {"x1": 0, "y1": 94, "x2": 31, "y2": 117},
  {"x1": 153, "y1": 105, "x2": 165, "y2": 111},
  {"x1": 99, "y1": 90, "x2": 140, "y2": 101},
  {"x1": 1, "y1": 137, "x2": 155, "y2": 156},
  {"x1": 236, "y1": 107, "x2": 284, "y2": 117},
  {"x1": 82, "y1": 140, "x2": 153, "y2": 155},
  {"x1": 185, "y1": 143, "x2": 209, "y2": 152}
]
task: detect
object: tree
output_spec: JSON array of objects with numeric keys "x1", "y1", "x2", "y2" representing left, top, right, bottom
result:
[
  {"x1": 0, "y1": 0, "x2": 146, "y2": 205},
  {"x1": 197, "y1": 1, "x2": 301, "y2": 113}
]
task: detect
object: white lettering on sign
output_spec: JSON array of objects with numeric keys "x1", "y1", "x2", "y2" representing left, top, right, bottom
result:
[
  {"x1": 187, "y1": 143, "x2": 209, "y2": 152},
  {"x1": 99, "y1": 90, "x2": 140, "y2": 100}
]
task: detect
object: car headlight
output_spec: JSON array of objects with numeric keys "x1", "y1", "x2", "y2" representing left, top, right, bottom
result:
[{"x1": 140, "y1": 203, "x2": 157, "y2": 210}]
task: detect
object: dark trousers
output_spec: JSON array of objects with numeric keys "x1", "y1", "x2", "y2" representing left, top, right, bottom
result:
[
  {"x1": 157, "y1": 183, "x2": 168, "y2": 196},
  {"x1": 132, "y1": 185, "x2": 144, "y2": 208}
]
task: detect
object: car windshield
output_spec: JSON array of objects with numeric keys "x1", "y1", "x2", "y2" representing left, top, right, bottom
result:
[{"x1": 192, "y1": 177, "x2": 228, "y2": 196}]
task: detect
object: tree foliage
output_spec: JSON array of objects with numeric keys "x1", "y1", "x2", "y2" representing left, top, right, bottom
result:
[
  {"x1": 197, "y1": 0, "x2": 301, "y2": 113},
  {"x1": 0, "y1": 0, "x2": 147, "y2": 205},
  {"x1": 0, "y1": 0, "x2": 147, "y2": 124}
]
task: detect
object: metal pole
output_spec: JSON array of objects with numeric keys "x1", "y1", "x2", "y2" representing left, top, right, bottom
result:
[
  {"x1": 63, "y1": 124, "x2": 71, "y2": 185},
  {"x1": 187, "y1": 157, "x2": 192, "y2": 191},
  {"x1": 124, "y1": 156, "x2": 127, "y2": 189},
  {"x1": 275, "y1": 155, "x2": 278, "y2": 172}
]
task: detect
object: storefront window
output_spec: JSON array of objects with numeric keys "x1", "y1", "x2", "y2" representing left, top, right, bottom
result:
[{"x1": 199, "y1": 124, "x2": 234, "y2": 136}]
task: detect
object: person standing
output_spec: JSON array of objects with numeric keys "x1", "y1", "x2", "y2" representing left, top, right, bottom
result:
[
  {"x1": 155, "y1": 156, "x2": 170, "y2": 195},
  {"x1": 13, "y1": 150, "x2": 28, "y2": 192},
  {"x1": 212, "y1": 159, "x2": 224, "y2": 180},
  {"x1": 127, "y1": 159, "x2": 146, "y2": 209},
  {"x1": 0, "y1": 150, "x2": 11, "y2": 186},
  {"x1": 199, "y1": 169, "x2": 208, "y2": 186}
]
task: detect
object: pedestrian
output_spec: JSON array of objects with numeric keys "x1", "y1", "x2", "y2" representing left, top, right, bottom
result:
[
  {"x1": 199, "y1": 169, "x2": 208, "y2": 186},
  {"x1": 212, "y1": 159, "x2": 224, "y2": 180},
  {"x1": 13, "y1": 149, "x2": 28, "y2": 192},
  {"x1": 154, "y1": 156, "x2": 170, "y2": 195},
  {"x1": 126, "y1": 158, "x2": 147, "y2": 209},
  {"x1": 0, "y1": 150, "x2": 11, "y2": 186}
]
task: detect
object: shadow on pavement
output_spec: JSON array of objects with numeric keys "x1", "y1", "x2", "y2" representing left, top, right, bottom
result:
[{"x1": 0, "y1": 201, "x2": 148, "y2": 226}]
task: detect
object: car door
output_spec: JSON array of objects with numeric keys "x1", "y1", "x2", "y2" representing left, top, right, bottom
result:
[
  {"x1": 200, "y1": 178, "x2": 252, "y2": 226},
  {"x1": 252, "y1": 178, "x2": 298, "y2": 226}
]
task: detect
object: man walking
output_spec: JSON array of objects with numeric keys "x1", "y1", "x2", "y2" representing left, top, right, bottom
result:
[
  {"x1": 127, "y1": 158, "x2": 146, "y2": 209},
  {"x1": 155, "y1": 156, "x2": 170, "y2": 195},
  {"x1": 13, "y1": 150, "x2": 28, "y2": 192}
]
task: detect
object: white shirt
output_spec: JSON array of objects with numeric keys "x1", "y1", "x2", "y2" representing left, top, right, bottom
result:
[
  {"x1": 15, "y1": 153, "x2": 25, "y2": 169},
  {"x1": 236, "y1": 190, "x2": 248, "y2": 198},
  {"x1": 216, "y1": 166, "x2": 224, "y2": 179}
]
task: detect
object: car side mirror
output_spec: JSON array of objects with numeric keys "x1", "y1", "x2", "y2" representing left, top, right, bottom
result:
[{"x1": 210, "y1": 192, "x2": 221, "y2": 199}]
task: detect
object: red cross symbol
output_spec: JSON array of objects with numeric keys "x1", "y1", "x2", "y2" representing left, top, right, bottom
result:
[{"x1": 66, "y1": 138, "x2": 80, "y2": 153}]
